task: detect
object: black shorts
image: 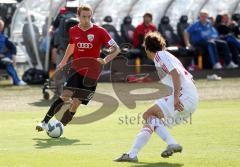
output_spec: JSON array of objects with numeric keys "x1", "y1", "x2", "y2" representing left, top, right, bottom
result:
[{"x1": 63, "y1": 72, "x2": 97, "y2": 105}]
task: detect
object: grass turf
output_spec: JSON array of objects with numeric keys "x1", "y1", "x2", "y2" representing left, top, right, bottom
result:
[
  {"x1": 0, "y1": 99, "x2": 239, "y2": 167},
  {"x1": 0, "y1": 79, "x2": 240, "y2": 167}
]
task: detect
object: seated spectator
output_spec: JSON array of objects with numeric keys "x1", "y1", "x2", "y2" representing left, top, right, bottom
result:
[
  {"x1": 177, "y1": 15, "x2": 190, "y2": 47},
  {"x1": 158, "y1": 16, "x2": 196, "y2": 69},
  {"x1": 215, "y1": 13, "x2": 240, "y2": 64},
  {"x1": 231, "y1": 13, "x2": 240, "y2": 37},
  {"x1": 216, "y1": 13, "x2": 240, "y2": 38},
  {"x1": 133, "y1": 12, "x2": 157, "y2": 64},
  {"x1": 120, "y1": 16, "x2": 135, "y2": 44},
  {"x1": 184, "y1": 10, "x2": 238, "y2": 69},
  {"x1": 119, "y1": 16, "x2": 142, "y2": 61},
  {"x1": 158, "y1": 16, "x2": 180, "y2": 46},
  {"x1": 0, "y1": 19, "x2": 26, "y2": 86},
  {"x1": 102, "y1": 16, "x2": 123, "y2": 45}
]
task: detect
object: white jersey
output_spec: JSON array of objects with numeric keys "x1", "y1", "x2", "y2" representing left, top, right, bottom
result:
[
  {"x1": 154, "y1": 50, "x2": 196, "y2": 96},
  {"x1": 154, "y1": 50, "x2": 198, "y2": 127}
]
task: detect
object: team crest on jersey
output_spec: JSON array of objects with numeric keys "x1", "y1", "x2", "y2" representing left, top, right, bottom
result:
[{"x1": 87, "y1": 34, "x2": 94, "y2": 42}]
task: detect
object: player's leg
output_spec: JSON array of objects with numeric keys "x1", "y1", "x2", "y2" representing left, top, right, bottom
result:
[
  {"x1": 155, "y1": 121, "x2": 182, "y2": 158},
  {"x1": 160, "y1": 92, "x2": 198, "y2": 157},
  {"x1": 142, "y1": 104, "x2": 165, "y2": 121},
  {"x1": 43, "y1": 90, "x2": 73, "y2": 122},
  {"x1": 60, "y1": 97, "x2": 81, "y2": 126},
  {"x1": 36, "y1": 69, "x2": 79, "y2": 132},
  {"x1": 114, "y1": 124, "x2": 153, "y2": 162},
  {"x1": 154, "y1": 97, "x2": 183, "y2": 158},
  {"x1": 36, "y1": 90, "x2": 73, "y2": 131},
  {"x1": 143, "y1": 104, "x2": 177, "y2": 144},
  {"x1": 115, "y1": 105, "x2": 160, "y2": 162},
  {"x1": 59, "y1": 76, "x2": 97, "y2": 126}
]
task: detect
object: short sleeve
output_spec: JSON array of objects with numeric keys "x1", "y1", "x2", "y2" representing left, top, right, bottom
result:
[
  {"x1": 186, "y1": 23, "x2": 195, "y2": 34},
  {"x1": 5, "y1": 38, "x2": 17, "y2": 55},
  {"x1": 100, "y1": 28, "x2": 116, "y2": 48},
  {"x1": 160, "y1": 52, "x2": 177, "y2": 73}
]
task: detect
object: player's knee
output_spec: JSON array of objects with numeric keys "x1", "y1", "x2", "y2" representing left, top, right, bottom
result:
[
  {"x1": 142, "y1": 124, "x2": 154, "y2": 134},
  {"x1": 142, "y1": 112, "x2": 149, "y2": 121},
  {"x1": 143, "y1": 116, "x2": 160, "y2": 131},
  {"x1": 142, "y1": 110, "x2": 152, "y2": 120},
  {"x1": 71, "y1": 98, "x2": 81, "y2": 109},
  {"x1": 71, "y1": 103, "x2": 80, "y2": 109},
  {"x1": 60, "y1": 90, "x2": 73, "y2": 102},
  {"x1": 60, "y1": 96, "x2": 70, "y2": 102}
]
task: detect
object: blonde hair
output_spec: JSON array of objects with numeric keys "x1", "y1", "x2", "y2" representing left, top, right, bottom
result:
[{"x1": 77, "y1": 4, "x2": 93, "y2": 16}]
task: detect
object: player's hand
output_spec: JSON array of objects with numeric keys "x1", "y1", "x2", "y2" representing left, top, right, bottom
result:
[
  {"x1": 57, "y1": 61, "x2": 67, "y2": 71},
  {"x1": 97, "y1": 58, "x2": 106, "y2": 65},
  {"x1": 174, "y1": 96, "x2": 184, "y2": 112},
  {"x1": 186, "y1": 43, "x2": 193, "y2": 50}
]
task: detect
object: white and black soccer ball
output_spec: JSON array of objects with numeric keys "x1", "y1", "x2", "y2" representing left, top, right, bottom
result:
[{"x1": 46, "y1": 120, "x2": 64, "y2": 138}]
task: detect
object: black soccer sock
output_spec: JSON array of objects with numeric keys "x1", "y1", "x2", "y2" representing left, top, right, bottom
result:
[
  {"x1": 60, "y1": 109, "x2": 76, "y2": 126},
  {"x1": 42, "y1": 98, "x2": 64, "y2": 123}
]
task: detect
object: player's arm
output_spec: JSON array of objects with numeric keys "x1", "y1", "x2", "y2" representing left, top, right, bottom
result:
[
  {"x1": 184, "y1": 24, "x2": 195, "y2": 49},
  {"x1": 57, "y1": 44, "x2": 75, "y2": 69},
  {"x1": 97, "y1": 44, "x2": 120, "y2": 65},
  {"x1": 183, "y1": 31, "x2": 191, "y2": 48},
  {"x1": 169, "y1": 69, "x2": 184, "y2": 112}
]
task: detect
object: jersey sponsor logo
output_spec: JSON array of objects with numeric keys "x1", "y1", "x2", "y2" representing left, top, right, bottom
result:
[
  {"x1": 87, "y1": 34, "x2": 94, "y2": 42},
  {"x1": 76, "y1": 42, "x2": 93, "y2": 49}
]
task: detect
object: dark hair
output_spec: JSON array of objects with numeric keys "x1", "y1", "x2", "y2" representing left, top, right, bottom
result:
[
  {"x1": 215, "y1": 14, "x2": 222, "y2": 25},
  {"x1": 144, "y1": 31, "x2": 166, "y2": 52},
  {"x1": 103, "y1": 15, "x2": 112, "y2": 23},
  {"x1": 161, "y1": 16, "x2": 169, "y2": 24},
  {"x1": 143, "y1": 13, "x2": 153, "y2": 20},
  {"x1": 123, "y1": 16, "x2": 132, "y2": 24},
  {"x1": 180, "y1": 15, "x2": 188, "y2": 23},
  {"x1": 77, "y1": 4, "x2": 92, "y2": 16}
]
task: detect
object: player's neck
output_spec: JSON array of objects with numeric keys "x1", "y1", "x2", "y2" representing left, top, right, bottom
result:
[
  {"x1": 151, "y1": 52, "x2": 157, "y2": 60},
  {"x1": 148, "y1": 52, "x2": 156, "y2": 60},
  {"x1": 78, "y1": 23, "x2": 93, "y2": 31}
]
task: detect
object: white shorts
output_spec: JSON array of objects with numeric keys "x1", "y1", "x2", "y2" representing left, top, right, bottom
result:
[{"x1": 155, "y1": 88, "x2": 198, "y2": 127}]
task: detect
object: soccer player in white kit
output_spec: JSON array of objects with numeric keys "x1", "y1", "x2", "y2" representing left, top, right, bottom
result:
[{"x1": 115, "y1": 31, "x2": 199, "y2": 162}]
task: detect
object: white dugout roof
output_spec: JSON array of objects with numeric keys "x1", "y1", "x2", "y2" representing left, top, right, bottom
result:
[
  {"x1": 10, "y1": 0, "x2": 240, "y2": 70},
  {"x1": 11, "y1": 0, "x2": 240, "y2": 35}
]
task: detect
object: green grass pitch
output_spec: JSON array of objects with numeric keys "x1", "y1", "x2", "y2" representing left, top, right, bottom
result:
[{"x1": 0, "y1": 79, "x2": 240, "y2": 167}]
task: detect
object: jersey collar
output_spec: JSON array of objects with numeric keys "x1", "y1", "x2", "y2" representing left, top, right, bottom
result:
[{"x1": 78, "y1": 23, "x2": 93, "y2": 31}]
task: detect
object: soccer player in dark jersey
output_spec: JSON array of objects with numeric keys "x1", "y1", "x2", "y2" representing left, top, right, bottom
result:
[{"x1": 36, "y1": 4, "x2": 120, "y2": 131}]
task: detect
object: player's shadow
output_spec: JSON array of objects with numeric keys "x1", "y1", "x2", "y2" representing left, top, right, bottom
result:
[
  {"x1": 29, "y1": 98, "x2": 55, "y2": 107},
  {"x1": 130, "y1": 162, "x2": 183, "y2": 167},
  {"x1": 33, "y1": 137, "x2": 91, "y2": 149}
]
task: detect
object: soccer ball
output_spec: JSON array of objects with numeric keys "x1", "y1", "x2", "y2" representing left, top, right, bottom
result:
[{"x1": 46, "y1": 120, "x2": 64, "y2": 138}]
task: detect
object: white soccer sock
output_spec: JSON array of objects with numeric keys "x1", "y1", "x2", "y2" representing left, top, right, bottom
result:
[
  {"x1": 127, "y1": 127, "x2": 152, "y2": 158},
  {"x1": 154, "y1": 119, "x2": 177, "y2": 145}
]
